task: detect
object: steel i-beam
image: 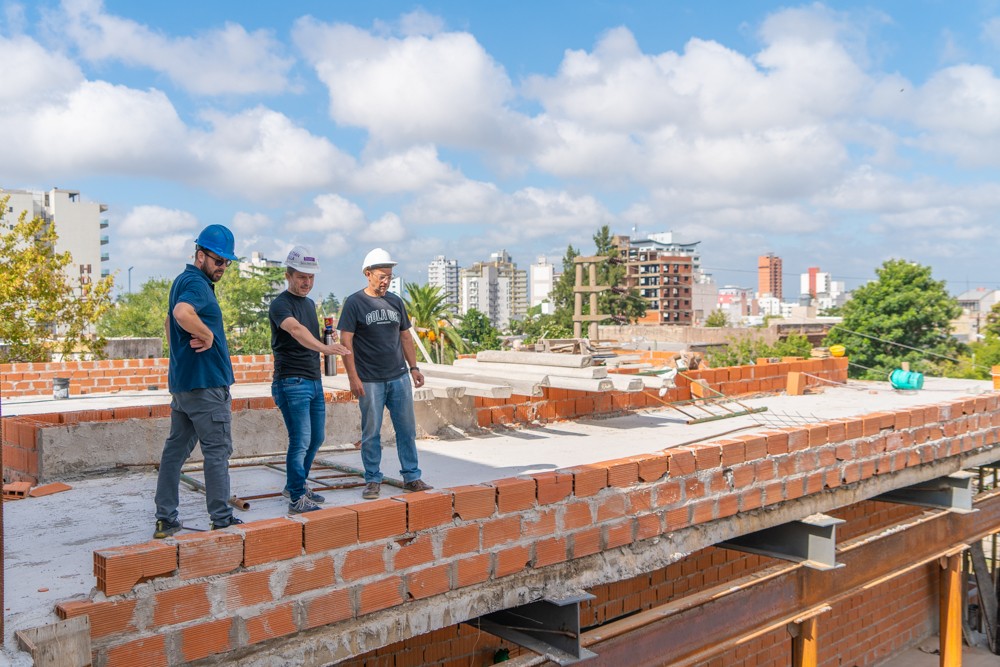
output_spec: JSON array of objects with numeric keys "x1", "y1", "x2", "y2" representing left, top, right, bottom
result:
[
  {"x1": 720, "y1": 513, "x2": 845, "y2": 570},
  {"x1": 875, "y1": 472, "x2": 976, "y2": 513},
  {"x1": 470, "y1": 594, "x2": 597, "y2": 665}
]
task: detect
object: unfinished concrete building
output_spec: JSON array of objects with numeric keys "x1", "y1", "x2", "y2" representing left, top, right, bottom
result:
[{"x1": 3, "y1": 351, "x2": 1000, "y2": 666}]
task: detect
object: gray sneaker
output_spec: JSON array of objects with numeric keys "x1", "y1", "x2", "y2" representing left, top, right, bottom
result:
[
  {"x1": 289, "y1": 495, "x2": 321, "y2": 514},
  {"x1": 362, "y1": 482, "x2": 381, "y2": 500},
  {"x1": 282, "y1": 488, "x2": 326, "y2": 503}
]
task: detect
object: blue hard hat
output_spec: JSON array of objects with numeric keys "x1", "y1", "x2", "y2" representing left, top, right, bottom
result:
[{"x1": 194, "y1": 224, "x2": 237, "y2": 261}]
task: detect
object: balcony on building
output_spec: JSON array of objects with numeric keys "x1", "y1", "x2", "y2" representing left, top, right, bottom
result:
[
  {"x1": 100, "y1": 252, "x2": 109, "y2": 262},
  {"x1": 100, "y1": 235, "x2": 109, "y2": 245},
  {"x1": 100, "y1": 218, "x2": 109, "y2": 229}
]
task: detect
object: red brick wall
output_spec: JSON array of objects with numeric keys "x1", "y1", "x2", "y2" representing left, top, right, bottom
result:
[{"x1": 51, "y1": 392, "x2": 999, "y2": 665}]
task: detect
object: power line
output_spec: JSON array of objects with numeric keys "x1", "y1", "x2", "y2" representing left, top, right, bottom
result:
[{"x1": 830, "y1": 324, "x2": 990, "y2": 372}]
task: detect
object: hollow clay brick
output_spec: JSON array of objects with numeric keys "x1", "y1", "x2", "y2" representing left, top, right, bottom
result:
[
  {"x1": 394, "y1": 489, "x2": 453, "y2": 533},
  {"x1": 451, "y1": 485, "x2": 496, "y2": 520},
  {"x1": 349, "y1": 499, "x2": 407, "y2": 543},
  {"x1": 176, "y1": 531, "x2": 243, "y2": 580},
  {"x1": 94, "y1": 541, "x2": 177, "y2": 596},
  {"x1": 240, "y1": 518, "x2": 302, "y2": 567},
  {"x1": 300, "y1": 506, "x2": 358, "y2": 554},
  {"x1": 406, "y1": 564, "x2": 451, "y2": 600}
]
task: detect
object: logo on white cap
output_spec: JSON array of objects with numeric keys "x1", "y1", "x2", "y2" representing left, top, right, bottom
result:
[{"x1": 286, "y1": 246, "x2": 320, "y2": 274}]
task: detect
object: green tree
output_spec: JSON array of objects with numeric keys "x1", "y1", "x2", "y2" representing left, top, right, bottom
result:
[
  {"x1": 823, "y1": 259, "x2": 963, "y2": 379},
  {"x1": 548, "y1": 243, "x2": 580, "y2": 330},
  {"x1": 507, "y1": 305, "x2": 574, "y2": 343},
  {"x1": 98, "y1": 278, "x2": 172, "y2": 355},
  {"x1": 0, "y1": 199, "x2": 114, "y2": 362},
  {"x1": 456, "y1": 308, "x2": 502, "y2": 352},
  {"x1": 593, "y1": 225, "x2": 645, "y2": 323},
  {"x1": 704, "y1": 310, "x2": 729, "y2": 327},
  {"x1": 320, "y1": 292, "x2": 341, "y2": 317},
  {"x1": 215, "y1": 264, "x2": 285, "y2": 354},
  {"x1": 403, "y1": 282, "x2": 465, "y2": 364},
  {"x1": 705, "y1": 332, "x2": 813, "y2": 368}
]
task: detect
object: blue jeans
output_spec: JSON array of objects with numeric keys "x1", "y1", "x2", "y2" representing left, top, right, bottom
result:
[
  {"x1": 155, "y1": 386, "x2": 233, "y2": 525},
  {"x1": 358, "y1": 374, "x2": 421, "y2": 484},
  {"x1": 272, "y1": 377, "x2": 326, "y2": 502}
]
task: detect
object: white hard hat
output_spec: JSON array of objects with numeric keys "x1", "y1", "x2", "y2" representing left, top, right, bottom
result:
[
  {"x1": 361, "y1": 247, "x2": 397, "y2": 272},
  {"x1": 285, "y1": 246, "x2": 320, "y2": 274}
]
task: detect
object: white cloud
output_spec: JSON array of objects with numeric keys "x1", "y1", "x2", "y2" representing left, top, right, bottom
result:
[
  {"x1": 119, "y1": 205, "x2": 198, "y2": 237},
  {"x1": 230, "y1": 212, "x2": 273, "y2": 234},
  {"x1": 984, "y1": 17, "x2": 1000, "y2": 50},
  {"x1": 287, "y1": 194, "x2": 367, "y2": 233},
  {"x1": 191, "y1": 107, "x2": 355, "y2": 199},
  {"x1": 349, "y1": 145, "x2": 462, "y2": 193},
  {"x1": 0, "y1": 35, "x2": 83, "y2": 108},
  {"x1": 362, "y1": 213, "x2": 407, "y2": 242},
  {"x1": 113, "y1": 205, "x2": 201, "y2": 275},
  {"x1": 59, "y1": 0, "x2": 294, "y2": 95},
  {"x1": 293, "y1": 16, "x2": 533, "y2": 151}
]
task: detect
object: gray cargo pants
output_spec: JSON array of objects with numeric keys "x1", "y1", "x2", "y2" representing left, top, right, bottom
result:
[{"x1": 154, "y1": 386, "x2": 234, "y2": 526}]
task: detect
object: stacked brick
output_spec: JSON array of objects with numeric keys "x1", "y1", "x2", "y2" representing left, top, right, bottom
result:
[
  {"x1": 51, "y1": 390, "x2": 1000, "y2": 666},
  {"x1": 0, "y1": 354, "x2": 336, "y2": 399},
  {"x1": 474, "y1": 357, "x2": 846, "y2": 427}
]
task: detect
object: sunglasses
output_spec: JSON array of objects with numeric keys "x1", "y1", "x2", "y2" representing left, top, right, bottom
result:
[{"x1": 202, "y1": 250, "x2": 233, "y2": 268}]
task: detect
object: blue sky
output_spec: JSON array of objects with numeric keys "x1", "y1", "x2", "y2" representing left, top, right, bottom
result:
[{"x1": 3, "y1": 0, "x2": 1000, "y2": 300}]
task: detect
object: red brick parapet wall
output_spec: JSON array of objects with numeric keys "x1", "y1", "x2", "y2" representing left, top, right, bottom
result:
[{"x1": 50, "y1": 388, "x2": 1000, "y2": 666}]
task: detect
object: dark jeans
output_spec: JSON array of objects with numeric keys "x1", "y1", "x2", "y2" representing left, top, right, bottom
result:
[
  {"x1": 272, "y1": 376, "x2": 326, "y2": 501},
  {"x1": 155, "y1": 386, "x2": 233, "y2": 525},
  {"x1": 358, "y1": 374, "x2": 421, "y2": 484}
]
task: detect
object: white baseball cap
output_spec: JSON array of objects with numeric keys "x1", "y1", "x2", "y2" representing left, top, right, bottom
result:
[{"x1": 285, "y1": 246, "x2": 320, "y2": 274}]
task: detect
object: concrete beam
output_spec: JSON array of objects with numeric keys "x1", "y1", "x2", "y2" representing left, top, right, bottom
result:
[{"x1": 476, "y1": 351, "x2": 594, "y2": 368}]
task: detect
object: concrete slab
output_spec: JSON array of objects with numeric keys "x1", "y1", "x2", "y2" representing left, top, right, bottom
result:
[{"x1": 1, "y1": 376, "x2": 994, "y2": 665}]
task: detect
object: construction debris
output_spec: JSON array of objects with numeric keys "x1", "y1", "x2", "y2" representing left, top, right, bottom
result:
[
  {"x1": 28, "y1": 482, "x2": 73, "y2": 498},
  {"x1": 3, "y1": 481, "x2": 32, "y2": 500}
]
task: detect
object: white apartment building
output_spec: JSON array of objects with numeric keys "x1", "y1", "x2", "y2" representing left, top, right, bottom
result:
[
  {"x1": 529, "y1": 255, "x2": 557, "y2": 315},
  {"x1": 799, "y1": 267, "x2": 847, "y2": 311},
  {"x1": 428, "y1": 255, "x2": 459, "y2": 312},
  {"x1": 459, "y1": 250, "x2": 527, "y2": 330},
  {"x1": 1, "y1": 187, "x2": 109, "y2": 290}
]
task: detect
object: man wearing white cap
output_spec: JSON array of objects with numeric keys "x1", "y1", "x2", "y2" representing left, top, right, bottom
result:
[
  {"x1": 269, "y1": 246, "x2": 351, "y2": 513},
  {"x1": 339, "y1": 248, "x2": 433, "y2": 499}
]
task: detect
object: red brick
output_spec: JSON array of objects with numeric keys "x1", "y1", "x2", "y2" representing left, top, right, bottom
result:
[
  {"x1": 532, "y1": 471, "x2": 573, "y2": 504},
  {"x1": 691, "y1": 499, "x2": 715, "y2": 523},
  {"x1": 808, "y1": 424, "x2": 829, "y2": 447},
  {"x1": 455, "y1": 553, "x2": 492, "y2": 587},
  {"x1": 534, "y1": 536, "x2": 568, "y2": 567},
  {"x1": 94, "y1": 541, "x2": 177, "y2": 596},
  {"x1": 636, "y1": 513, "x2": 662, "y2": 540},
  {"x1": 635, "y1": 453, "x2": 669, "y2": 482},
  {"x1": 302, "y1": 588, "x2": 353, "y2": 629},
  {"x1": 604, "y1": 520, "x2": 633, "y2": 549},
  {"x1": 567, "y1": 464, "x2": 607, "y2": 497},
  {"x1": 349, "y1": 499, "x2": 407, "y2": 543},
  {"x1": 524, "y1": 509, "x2": 557, "y2": 538},
  {"x1": 653, "y1": 480, "x2": 682, "y2": 507},
  {"x1": 629, "y1": 487, "x2": 653, "y2": 513},
  {"x1": 246, "y1": 603, "x2": 297, "y2": 645},
  {"x1": 407, "y1": 564, "x2": 451, "y2": 599},
  {"x1": 176, "y1": 531, "x2": 243, "y2": 579},
  {"x1": 359, "y1": 576, "x2": 404, "y2": 614},
  {"x1": 442, "y1": 524, "x2": 480, "y2": 557},
  {"x1": 665, "y1": 505, "x2": 691, "y2": 530},
  {"x1": 667, "y1": 448, "x2": 696, "y2": 477},
  {"x1": 395, "y1": 489, "x2": 453, "y2": 532},
  {"x1": 787, "y1": 429, "x2": 809, "y2": 452},
  {"x1": 180, "y1": 618, "x2": 234, "y2": 663},
  {"x1": 106, "y1": 635, "x2": 167, "y2": 667},
  {"x1": 562, "y1": 502, "x2": 593, "y2": 530},
  {"x1": 226, "y1": 568, "x2": 274, "y2": 609},
  {"x1": 491, "y1": 477, "x2": 536, "y2": 513},
  {"x1": 285, "y1": 557, "x2": 336, "y2": 596},
  {"x1": 718, "y1": 439, "x2": 746, "y2": 467},
  {"x1": 571, "y1": 526, "x2": 602, "y2": 558},
  {"x1": 689, "y1": 443, "x2": 722, "y2": 470},
  {"x1": 451, "y1": 485, "x2": 495, "y2": 520},
  {"x1": 153, "y1": 583, "x2": 211, "y2": 626},
  {"x1": 393, "y1": 535, "x2": 435, "y2": 570},
  {"x1": 56, "y1": 599, "x2": 137, "y2": 639},
  {"x1": 605, "y1": 458, "x2": 640, "y2": 487},
  {"x1": 342, "y1": 544, "x2": 388, "y2": 581},
  {"x1": 596, "y1": 494, "x2": 628, "y2": 522},
  {"x1": 300, "y1": 506, "x2": 358, "y2": 553},
  {"x1": 764, "y1": 431, "x2": 788, "y2": 456},
  {"x1": 482, "y1": 515, "x2": 521, "y2": 548},
  {"x1": 496, "y1": 545, "x2": 531, "y2": 577},
  {"x1": 239, "y1": 518, "x2": 302, "y2": 567}
]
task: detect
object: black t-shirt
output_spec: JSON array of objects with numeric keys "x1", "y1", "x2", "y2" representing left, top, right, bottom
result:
[
  {"x1": 269, "y1": 291, "x2": 322, "y2": 381},
  {"x1": 338, "y1": 289, "x2": 411, "y2": 382}
]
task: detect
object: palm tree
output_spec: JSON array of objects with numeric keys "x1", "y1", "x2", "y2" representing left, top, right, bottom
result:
[{"x1": 403, "y1": 282, "x2": 466, "y2": 364}]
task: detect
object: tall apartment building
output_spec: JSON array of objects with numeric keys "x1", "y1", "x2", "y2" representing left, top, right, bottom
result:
[
  {"x1": 1, "y1": 187, "x2": 109, "y2": 290},
  {"x1": 529, "y1": 255, "x2": 557, "y2": 314},
  {"x1": 427, "y1": 255, "x2": 459, "y2": 312},
  {"x1": 459, "y1": 250, "x2": 527, "y2": 330},
  {"x1": 614, "y1": 232, "x2": 701, "y2": 326},
  {"x1": 758, "y1": 253, "x2": 783, "y2": 300}
]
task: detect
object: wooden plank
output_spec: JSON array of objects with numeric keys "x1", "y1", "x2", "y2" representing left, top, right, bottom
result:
[
  {"x1": 15, "y1": 615, "x2": 91, "y2": 667},
  {"x1": 970, "y1": 542, "x2": 998, "y2": 652}
]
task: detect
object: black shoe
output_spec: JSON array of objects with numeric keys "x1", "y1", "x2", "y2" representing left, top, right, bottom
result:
[
  {"x1": 211, "y1": 516, "x2": 245, "y2": 530},
  {"x1": 153, "y1": 518, "x2": 181, "y2": 539},
  {"x1": 404, "y1": 479, "x2": 433, "y2": 492}
]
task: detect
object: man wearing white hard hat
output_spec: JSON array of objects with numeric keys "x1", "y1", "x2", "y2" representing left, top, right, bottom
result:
[
  {"x1": 269, "y1": 246, "x2": 351, "y2": 514},
  {"x1": 339, "y1": 248, "x2": 432, "y2": 499}
]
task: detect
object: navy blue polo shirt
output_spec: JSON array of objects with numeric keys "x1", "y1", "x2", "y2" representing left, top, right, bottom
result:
[{"x1": 167, "y1": 264, "x2": 235, "y2": 392}]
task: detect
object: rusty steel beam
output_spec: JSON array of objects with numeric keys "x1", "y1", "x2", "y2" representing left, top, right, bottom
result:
[{"x1": 554, "y1": 489, "x2": 1000, "y2": 667}]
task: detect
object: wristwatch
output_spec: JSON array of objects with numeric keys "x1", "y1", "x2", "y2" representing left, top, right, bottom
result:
[{"x1": 409, "y1": 366, "x2": 420, "y2": 372}]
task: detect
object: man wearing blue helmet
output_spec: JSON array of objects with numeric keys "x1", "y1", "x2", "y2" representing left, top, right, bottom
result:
[{"x1": 153, "y1": 224, "x2": 243, "y2": 537}]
